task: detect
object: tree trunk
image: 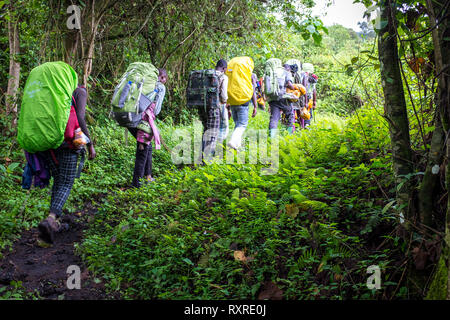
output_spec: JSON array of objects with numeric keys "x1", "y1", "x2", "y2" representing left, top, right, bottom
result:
[
  {"x1": 64, "y1": 0, "x2": 80, "y2": 66},
  {"x1": 418, "y1": 114, "x2": 444, "y2": 227},
  {"x1": 6, "y1": 0, "x2": 21, "y2": 125},
  {"x1": 81, "y1": 0, "x2": 110, "y2": 87},
  {"x1": 424, "y1": 0, "x2": 450, "y2": 299},
  {"x1": 378, "y1": 0, "x2": 414, "y2": 225}
]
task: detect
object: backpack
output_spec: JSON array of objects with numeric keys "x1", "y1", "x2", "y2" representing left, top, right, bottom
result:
[
  {"x1": 285, "y1": 59, "x2": 302, "y2": 83},
  {"x1": 286, "y1": 84, "x2": 306, "y2": 102},
  {"x1": 299, "y1": 106, "x2": 311, "y2": 120},
  {"x1": 186, "y1": 69, "x2": 221, "y2": 109},
  {"x1": 17, "y1": 61, "x2": 78, "y2": 153},
  {"x1": 111, "y1": 62, "x2": 159, "y2": 128},
  {"x1": 225, "y1": 56, "x2": 254, "y2": 106},
  {"x1": 302, "y1": 63, "x2": 314, "y2": 73},
  {"x1": 264, "y1": 58, "x2": 287, "y2": 100}
]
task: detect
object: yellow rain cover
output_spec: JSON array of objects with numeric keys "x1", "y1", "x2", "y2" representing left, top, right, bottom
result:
[{"x1": 225, "y1": 56, "x2": 254, "y2": 106}]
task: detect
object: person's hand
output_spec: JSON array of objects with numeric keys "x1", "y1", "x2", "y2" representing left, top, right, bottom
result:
[
  {"x1": 88, "y1": 144, "x2": 96, "y2": 160},
  {"x1": 313, "y1": 102, "x2": 317, "y2": 109},
  {"x1": 252, "y1": 108, "x2": 257, "y2": 118},
  {"x1": 149, "y1": 102, "x2": 156, "y2": 112}
]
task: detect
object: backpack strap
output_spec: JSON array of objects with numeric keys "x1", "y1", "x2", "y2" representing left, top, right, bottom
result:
[
  {"x1": 75, "y1": 148, "x2": 86, "y2": 179},
  {"x1": 50, "y1": 149, "x2": 59, "y2": 166}
]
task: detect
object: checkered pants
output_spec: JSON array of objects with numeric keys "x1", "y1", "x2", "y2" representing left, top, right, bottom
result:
[
  {"x1": 41, "y1": 147, "x2": 79, "y2": 216},
  {"x1": 198, "y1": 105, "x2": 220, "y2": 161}
]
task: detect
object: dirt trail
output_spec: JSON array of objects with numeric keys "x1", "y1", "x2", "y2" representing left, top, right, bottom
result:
[{"x1": 0, "y1": 204, "x2": 115, "y2": 300}]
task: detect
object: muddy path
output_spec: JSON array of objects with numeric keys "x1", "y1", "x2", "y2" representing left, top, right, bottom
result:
[{"x1": 0, "y1": 203, "x2": 117, "y2": 300}]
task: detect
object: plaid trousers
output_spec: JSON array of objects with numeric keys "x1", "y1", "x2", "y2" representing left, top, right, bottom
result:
[
  {"x1": 198, "y1": 105, "x2": 220, "y2": 161},
  {"x1": 41, "y1": 147, "x2": 79, "y2": 216}
]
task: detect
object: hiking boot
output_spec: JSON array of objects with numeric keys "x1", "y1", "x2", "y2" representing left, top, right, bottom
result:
[{"x1": 38, "y1": 215, "x2": 66, "y2": 244}]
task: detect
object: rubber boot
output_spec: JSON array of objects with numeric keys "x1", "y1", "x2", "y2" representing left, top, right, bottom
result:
[{"x1": 228, "y1": 126, "x2": 246, "y2": 149}]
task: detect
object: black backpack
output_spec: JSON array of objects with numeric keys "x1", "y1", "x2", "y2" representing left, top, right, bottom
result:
[{"x1": 186, "y1": 69, "x2": 220, "y2": 109}]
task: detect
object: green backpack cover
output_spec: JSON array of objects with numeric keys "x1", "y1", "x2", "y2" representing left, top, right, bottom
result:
[
  {"x1": 17, "y1": 61, "x2": 78, "y2": 153},
  {"x1": 111, "y1": 62, "x2": 159, "y2": 128}
]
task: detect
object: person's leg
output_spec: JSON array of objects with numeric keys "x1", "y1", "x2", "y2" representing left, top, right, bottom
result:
[
  {"x1": 38, "y1": 148, "x2": 78, "y2": 243},
  {"x1": 197, "y1": 106, "x2": 208, "y2": 159},
  {"x1": 269, "y1": 101, "x2": 281, "y2": 138},
  {"x1": 228, "y1": 105, "x2": 248, "y2": 149},
  {"x1": 218, "y1": 104, "x2": 229, "y2": 142},
  {"x1": 228, "y1": 106, "x2": 238, "y2": 149},
  {"x1": 144, "y1": 140, "x2": 153, "y2": 181},
  {"x1": 49, "y1": 148, "x2": 78, "y2": 216},
  {"x1": 203, "y1": 106, "x2": 220, "y2": 161},
  {"x1": 132, "y1": 141, "x2": 149, "y2": 188},
  {"x1": 281, "y1": 101, "x2": 294, "y2": 134}
]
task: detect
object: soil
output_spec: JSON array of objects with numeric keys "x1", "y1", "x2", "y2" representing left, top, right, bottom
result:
[{"x1": 0, "y1": 204, "x2": 117, "y2": 300}]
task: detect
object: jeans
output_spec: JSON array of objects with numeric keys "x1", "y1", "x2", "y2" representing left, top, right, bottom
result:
[{"x1": 229, "y1": 104, "x2": 249, "y2": 148}]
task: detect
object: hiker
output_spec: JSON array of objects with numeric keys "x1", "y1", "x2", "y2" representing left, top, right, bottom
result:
[
  {"x1": 255, "y1": 76, "x2": 266, "y2": 110},
  {"x1": 217, "y1": 60, "x2": 230, "y2": 144},
  {"x1": 227, "y1": 57, "x2": 258, "y2": 150},
  {"x1": 197, "y1": 59, "x2": 229, "y2": 159},
  {"x1": 301, "y1": 63, "x2": 318, "y2": 128},
  {"x1": 37, "y1": 85, "x2": 96, "y2": 243},
  {"x1": 128, "y1": 68, "x2": 167, "y2": 188},
  {"x1": 267, "y1": 62, "x2": 296, "y2": 137}
]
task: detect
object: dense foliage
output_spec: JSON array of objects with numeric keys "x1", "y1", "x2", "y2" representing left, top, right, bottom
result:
[{"x1": 1, "y1": 0, "x2": 449, "y2": 300}]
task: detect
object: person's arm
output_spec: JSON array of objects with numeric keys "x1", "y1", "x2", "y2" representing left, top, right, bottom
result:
[
  {"x1": 302, "y1": 74, "x2": 308, "y2": 106},
  {"x1": 286, "y1": 81, "x2": 296, "y2": 90},
  {"x1": 285, "y1": 71, "x2": 295, "y2": 90},
  {"x1": 251, "y1": 75, "x2": 257, "y2": 117},
  {"x1": 313, "y1": 89, "x2": 317, "y2": 109},
  {"x1": 220, "y1": 75, "x2": 228, "y2": 104},
  {"x1": 251, "y1": 91, "x2": 258, "y2": 118},
  {"x1": 73, "y1": 87, "x2": 96, "y2": 159}
]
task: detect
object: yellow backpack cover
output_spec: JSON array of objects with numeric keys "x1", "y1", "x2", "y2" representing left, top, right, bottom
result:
[{"x1": 226, "y1": 56, "x2": 254, "y2": 106}]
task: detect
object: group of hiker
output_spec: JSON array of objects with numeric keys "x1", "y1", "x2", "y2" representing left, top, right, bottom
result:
[
  {"x1": 187, "y1": 56, "x2": 319, "y2": 162},
  {"x1": 16, "y1": 56, "x2": 318, "y2": 244}
]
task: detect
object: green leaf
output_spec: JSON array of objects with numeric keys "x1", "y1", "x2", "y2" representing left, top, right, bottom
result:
[
  {"x1": 7, "y1": 162, "x2": 20, "y2": 173},
  {"x1": 232, "y1": 188, "x2": 240, "y2": 200},
  {"x1": 382, "y1": 200, "x2": 396, "y2": 215},
  {"x1": 182, "y1": 258, "x2": 194, "y2": 266},
  {"x1": 306, "y1": 24, "x2": 316, "y2": 35},
  {"x1": 312, "y1": 33, "x2": 322, "y2": 45},
  {"x1": 351, "y1": 57, "x2": 359, "y2": 64}
]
